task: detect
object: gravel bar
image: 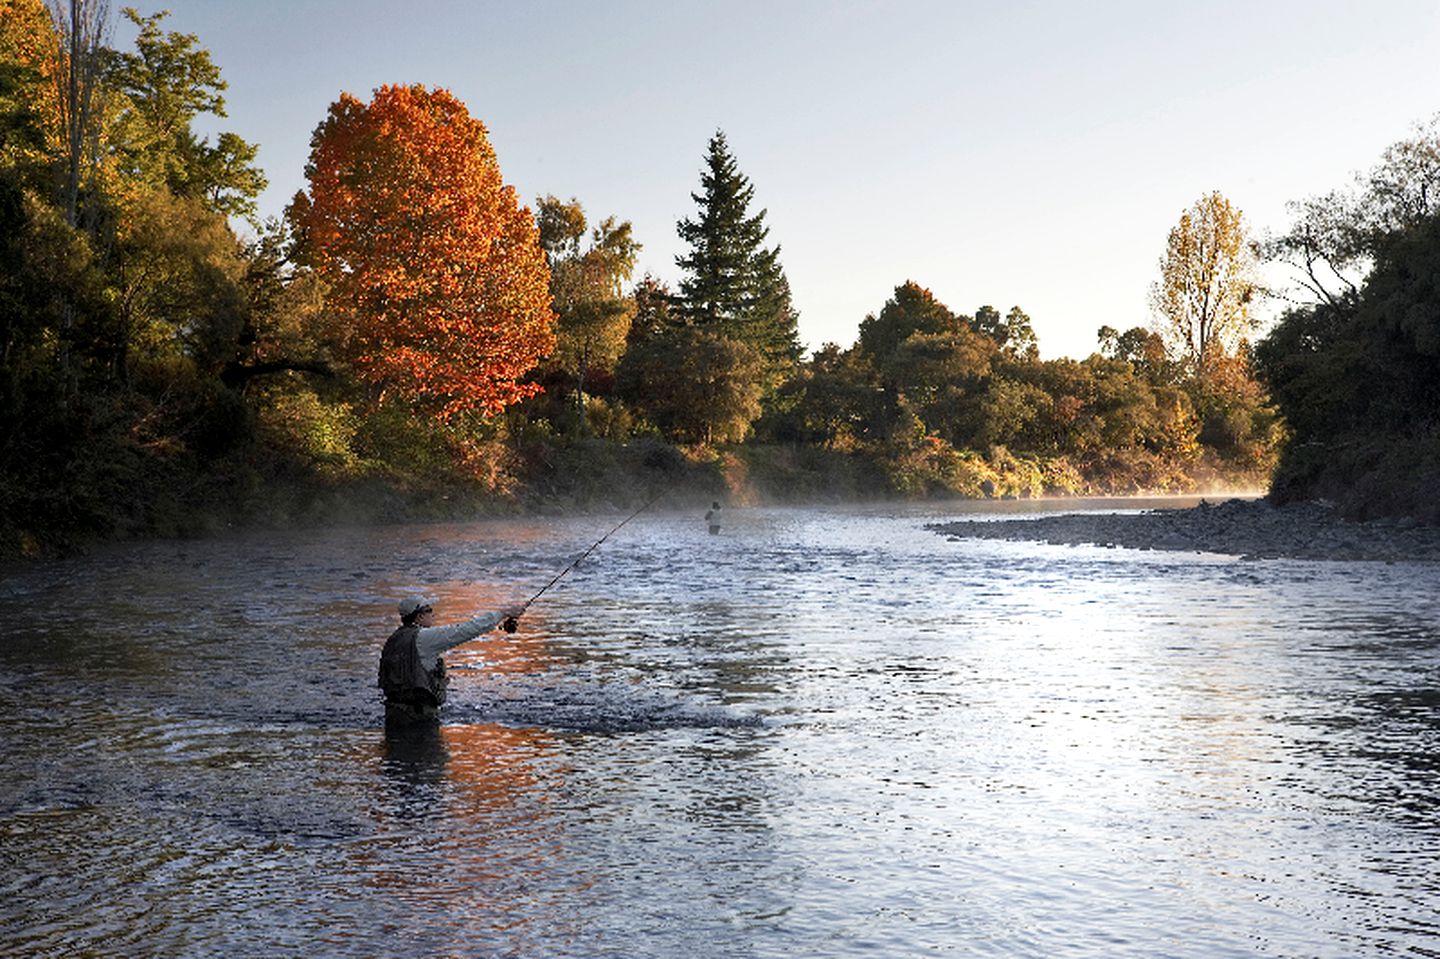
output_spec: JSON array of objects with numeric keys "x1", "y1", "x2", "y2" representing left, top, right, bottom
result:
[{"x1": 927, "y1": 497, "x2": 1440, "y2": 562}]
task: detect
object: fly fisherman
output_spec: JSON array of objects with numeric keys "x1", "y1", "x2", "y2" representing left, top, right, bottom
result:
[{"x1": 378, "y1": 597, "x2": 525, "y2": 723}]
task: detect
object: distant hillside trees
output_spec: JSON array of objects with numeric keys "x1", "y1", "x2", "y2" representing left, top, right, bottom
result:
[{"x1": 763, "y1": 280, "x2": 1257, "y2": 497}]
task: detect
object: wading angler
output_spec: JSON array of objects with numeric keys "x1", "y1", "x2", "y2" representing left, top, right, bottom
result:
[{"x1": 378, "y1": 597, "x2": 524, "y2": 722}]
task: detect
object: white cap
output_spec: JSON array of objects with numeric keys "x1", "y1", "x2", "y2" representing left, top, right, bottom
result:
[{"x1": 397, "y1": 597, "x2": 436, "y2": 618}]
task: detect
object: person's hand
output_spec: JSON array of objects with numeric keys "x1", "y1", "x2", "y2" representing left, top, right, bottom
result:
[{"x1": 500, "y1": 604, "x2": 525, "y2": 621}]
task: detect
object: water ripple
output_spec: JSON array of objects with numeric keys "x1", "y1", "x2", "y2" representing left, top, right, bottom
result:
[{"x1": 2, "y1": 502, "x2": 1439, "y2": 956}]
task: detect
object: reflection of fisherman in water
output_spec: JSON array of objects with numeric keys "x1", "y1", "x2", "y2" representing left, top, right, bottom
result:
[
  {"x1": 705, "y1": 501, "x2": 722, "y2": 535},
  {"x1": 382, "y1": 712, "x2": 450, "y2": 786},
  {"x1": 378, "y1": 597, "x2": 524, "y2": 723}
]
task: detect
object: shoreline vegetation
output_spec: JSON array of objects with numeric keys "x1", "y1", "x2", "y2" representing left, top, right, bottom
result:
[
  {"x1": 0, "y1": 435, "x2": 1271, "y2": 559},
  {"x1": 3, "y1": 8, "x2": 1436, "y2": 560}
]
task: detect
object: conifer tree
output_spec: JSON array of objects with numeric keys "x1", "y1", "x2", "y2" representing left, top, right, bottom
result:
[{"x1": 675, "y1": 130, "x2": 800, "y2": 390}]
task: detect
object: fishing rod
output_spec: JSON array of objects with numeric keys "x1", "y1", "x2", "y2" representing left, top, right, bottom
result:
[{"x1": 502, "y1": 488, "x2": 668, "y2": 632}]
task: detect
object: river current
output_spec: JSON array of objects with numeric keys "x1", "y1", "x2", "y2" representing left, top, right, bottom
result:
[{"x1": 2, "y1": 499, "x2": 1438, "y2": 957}]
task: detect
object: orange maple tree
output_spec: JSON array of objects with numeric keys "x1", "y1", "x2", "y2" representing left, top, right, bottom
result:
[{"x1": 291, "y1": 84, "x2": 554, "y2": 419}]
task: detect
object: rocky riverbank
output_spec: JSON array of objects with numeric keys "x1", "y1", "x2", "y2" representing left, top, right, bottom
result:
[{"x1": 927, "y1": 497, "x2": 1440, "y2": 562}]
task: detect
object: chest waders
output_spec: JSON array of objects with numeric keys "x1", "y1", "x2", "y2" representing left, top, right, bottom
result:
[{"x1": 378, "y1": 625, "x2": 448, "y2": 719}]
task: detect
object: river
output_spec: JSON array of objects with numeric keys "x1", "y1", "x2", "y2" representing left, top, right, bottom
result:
[{"x1": 2, "y1": 499, "x2": 1437, "y2": 957}]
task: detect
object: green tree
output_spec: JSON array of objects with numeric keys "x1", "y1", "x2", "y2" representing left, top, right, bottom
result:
[
  {"x1": 1259, "y1": 210, "x2": 1440, "y2": 517},
  {"x1": 617, "y1": 326, "x2": 763, "y2": 445},
  {"x1": 109, "y1": 7, "x2": 266, "y2": 220},
  {"x1": 221, "y1": 217, "x2": 335, "y2": 391},
  {"x1": 675, "y1": 130, "x2": 800, "y2": 390},
  {"x1": 1, "y1": 2, "x2": 310, "y2": 552},
  {"x1": 971, "y1": 304, "x2": 1038, "y2": 359},
  {"x1": 108, "y1": 187, "x2": 247, "y2": 383},
  {"x1": 1151, "y1": 191, "x2": 1260, "y2": 377},
  {"x1": 535, "y1": 194, "x2": 639, "y2": 430},
  {"x1": 856, "y1": 281, "x2": 961, "y2": 363},
  {"x1": 1266, "y1": 114, "x2": 1440, "y2": 312},
  {"x1": 1256, "y1": 115, "x2": 1440, "y2": 519}
]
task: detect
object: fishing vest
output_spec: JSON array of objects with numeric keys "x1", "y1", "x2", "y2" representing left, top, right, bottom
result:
[{"x1": 377, "y1": 625, "x2": 448, "y2": 707}]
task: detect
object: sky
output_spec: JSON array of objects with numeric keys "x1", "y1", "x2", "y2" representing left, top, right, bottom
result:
[{"x1": 129, "y1": 0, "x2": 1440, "y2": 360}]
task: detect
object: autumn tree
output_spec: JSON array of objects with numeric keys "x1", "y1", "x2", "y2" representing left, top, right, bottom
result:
[
  {"x1": 291, "y1": 84, "x2": 554, "y2": 420},
  {"x1": 1150, "y1": 191, "x2": 1260, "y2": 377},
  {"x1": 676, "y1": 130, "x2": 801, "y2": 392}
]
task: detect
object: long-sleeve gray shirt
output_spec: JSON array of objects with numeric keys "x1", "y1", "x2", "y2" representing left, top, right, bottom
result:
[{"x1": 414, "y1": 611, "x2": 506, "y2": 670}]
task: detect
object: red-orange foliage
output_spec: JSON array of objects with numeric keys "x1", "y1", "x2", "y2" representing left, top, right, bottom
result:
[{"x1": 292, "y1": 84, "x2": 554, "y2": 419}]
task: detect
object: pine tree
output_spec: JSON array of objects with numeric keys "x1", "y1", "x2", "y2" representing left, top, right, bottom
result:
[{"x1": 675, "y1": 130, "x2": 800, "y2": 391}]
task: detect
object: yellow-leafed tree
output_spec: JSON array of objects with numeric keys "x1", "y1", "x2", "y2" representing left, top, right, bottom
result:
[{"x1": 1150, "y1": 191, "x2": 1260, "y2": 377}]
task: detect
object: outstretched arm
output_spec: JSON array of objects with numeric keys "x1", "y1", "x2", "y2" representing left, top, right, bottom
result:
[{"x1": 415, "y1": 606, "x2": 523, "y2": 662}]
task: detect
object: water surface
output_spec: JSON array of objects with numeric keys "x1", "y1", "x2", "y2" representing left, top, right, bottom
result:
[{"x1": 2, "y1": 500, "x2": 1438, "y2": 957}]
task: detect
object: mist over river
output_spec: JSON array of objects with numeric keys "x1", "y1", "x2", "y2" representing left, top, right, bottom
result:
[{"x1": 2, "y1": 499, "x2": 1438, "y2": 957}]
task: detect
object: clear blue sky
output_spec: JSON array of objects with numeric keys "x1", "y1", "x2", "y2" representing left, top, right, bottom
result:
[{"x1": 134, "y1": 0, "x2": 1440, "y2": 359}]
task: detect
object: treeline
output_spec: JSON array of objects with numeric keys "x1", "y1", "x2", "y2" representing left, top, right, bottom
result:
[
  {"x1": 1257, "y1": 116, "x2": 1440, "y2": 523},
  {"x1": 520, "y1": 149, "x2": 1279, "y2": 503},
  {"x1": 1, "y1": 4, "x2": 1433, "y2": 557}
]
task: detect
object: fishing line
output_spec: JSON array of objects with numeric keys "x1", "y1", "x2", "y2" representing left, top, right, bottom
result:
[{"x1": 503, "y1": 489, "x2": 668, "y2": 632}]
